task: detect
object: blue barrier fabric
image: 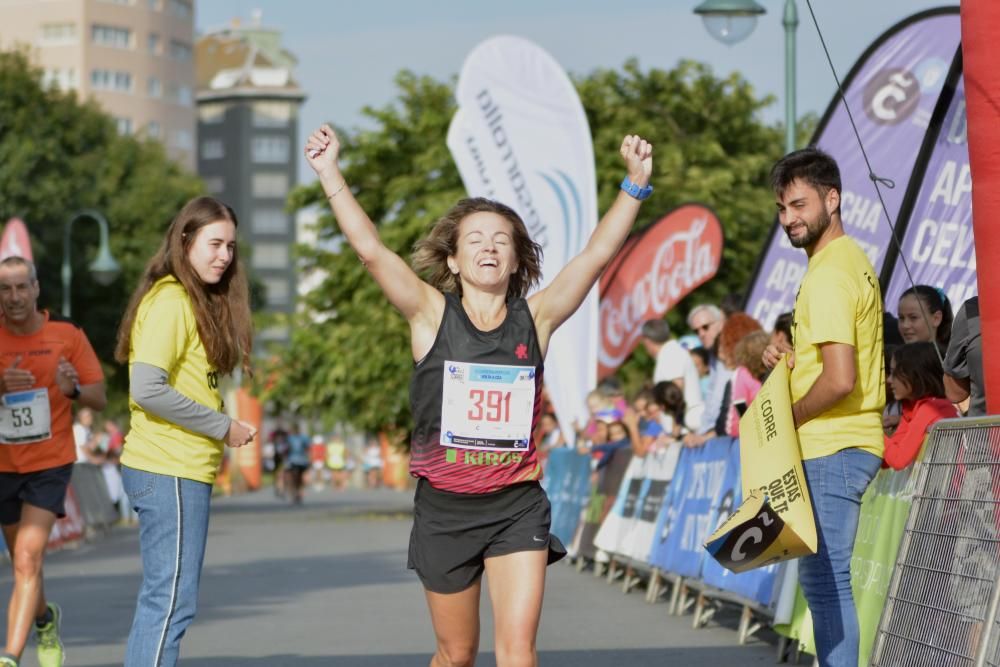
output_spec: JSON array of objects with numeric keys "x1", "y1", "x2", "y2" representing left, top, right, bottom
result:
[
  {"x1": 544, "y1": 448, "x2": 594, "y2": 545},
  {"x1": 700, "y1": 439, "x2": 781, "y2": 606},
  {"x1": 648, "y1": 437, "x2": 733, "y2": 577}
]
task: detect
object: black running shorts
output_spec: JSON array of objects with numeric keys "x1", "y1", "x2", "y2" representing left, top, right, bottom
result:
[
  {"x1": 0, "y1": 463, "x2": 74, "y2": 525},
  {"x1": 407, "y1": 478, "x2": 567, "y2": 594}
]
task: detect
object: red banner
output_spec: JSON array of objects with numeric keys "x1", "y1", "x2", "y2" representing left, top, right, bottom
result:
[
  {"x1": 598, "y1": 204, "x2": 724, "y2": 378},
  {"x1": 1, "y1": 218, "x2": 32, "y2": 261}
]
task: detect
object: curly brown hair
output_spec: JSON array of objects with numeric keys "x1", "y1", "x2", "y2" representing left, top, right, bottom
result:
[
  {"x1": 411, "y1": 198, "x2": 543, "y2": 300},
  {"x1": 733, "y1": 330, "x2": 770, "y2": 381},
  {"x1": 718, "y1": 313, "x2": 763, "y2": 364}
]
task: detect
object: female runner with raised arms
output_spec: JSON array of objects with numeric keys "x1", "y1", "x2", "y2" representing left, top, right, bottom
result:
[{"x1": 305, "y1": 124, "x2": 652, "y2": 667}]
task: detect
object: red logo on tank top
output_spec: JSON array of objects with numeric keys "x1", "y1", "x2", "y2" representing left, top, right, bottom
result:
[{"x1": 515, "y1": 343, "x2": 528, "y2": 360}]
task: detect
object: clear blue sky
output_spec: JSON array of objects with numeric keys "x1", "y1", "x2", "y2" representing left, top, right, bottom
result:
[{"x1": 196, "y1": 0, "x2": 953, "y2": 183}]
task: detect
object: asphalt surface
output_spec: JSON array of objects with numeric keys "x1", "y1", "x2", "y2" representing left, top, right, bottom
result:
[{"x1": 1, "y1": 485, "x2": 807, "y2": 666}]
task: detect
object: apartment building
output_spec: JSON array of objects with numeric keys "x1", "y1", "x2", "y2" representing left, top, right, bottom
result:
[{"x1": 0, "y1": 0, "x2": 198, "y2": 169}]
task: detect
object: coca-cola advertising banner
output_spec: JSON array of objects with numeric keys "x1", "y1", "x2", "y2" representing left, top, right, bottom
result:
[
  {"x1": 599, "y1": 204, "x2": 724, "y2": 378},
  {"x1": 745, "y1": 9, "x2": 961, "y2": 330}
]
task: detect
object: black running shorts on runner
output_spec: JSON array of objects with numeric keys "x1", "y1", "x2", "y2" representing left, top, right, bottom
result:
[
  {"x1": 0, "y1": 463, "x2": 75, "y2": 525},
  {"x1": 408, "y1": 478, "x2": 567, "y2": 594}
]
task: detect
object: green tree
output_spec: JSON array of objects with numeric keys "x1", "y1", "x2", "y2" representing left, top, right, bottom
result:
[
  {"x1": 0, "y1": 50, "x2": 205, "y2": 416},
  {"x1": 264, "y1": 60, "x2": 803, "y2": 434}
]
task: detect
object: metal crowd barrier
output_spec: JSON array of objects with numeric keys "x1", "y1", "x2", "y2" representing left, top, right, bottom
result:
[
  {"x1": 70, "y1": 462, "x2": 119, "y2": 533},
  {"x1": 872, "y1": 416, "x2": 1000, "y2": 667}
]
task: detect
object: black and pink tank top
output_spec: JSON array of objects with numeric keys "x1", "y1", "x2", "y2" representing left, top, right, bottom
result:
[{"x1": 409, "y1": 293, "x2": 544, "y2": 494}]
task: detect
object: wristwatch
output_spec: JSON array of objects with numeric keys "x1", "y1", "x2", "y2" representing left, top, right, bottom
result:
[
  {"x1": 68, "y1": 382, "x2": 81, "y2": 400},
  {"x1": 620, "y1": 175, "x2": 653, "y2": 200}
]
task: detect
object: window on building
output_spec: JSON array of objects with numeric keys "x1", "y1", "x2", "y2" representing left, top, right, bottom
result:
[
  {"x1": 203, "y1": 176, "x2": 224, "y2": 194},
  {"x1": 114, "y1": 117, "x2": 133, "y2": 136},
  {"x1": 252, "y1": 136, "x2": 290, "y2": 164},
  {"x1": 251, "y1": 243, "x2": 290, "y2": 270},
  {"x1": 167, "y1": 0, "x2": 192, "y2": 19},
  {"x1": 169, "y1": 39, "x2": 192, "y2": 62},
  {"x1": 252, "y1": 172, "x2": 289, "y2": 198},
  {"x1": 252, "y1": 101, "x2": 293, "y2": 127},
  {"x1": 42, "y1": 68, "x2": 77, "y2": 90},
  {"x1": 40, "y1": 23, "x2": 77, "y2": 46},
  {"x1": 262, "y1": 277, "x2": 291, "y2": 306},
  {"x1": 148, "y1": 33, "x2": 160, "y2": 55},
  {"x1": 147, "y1": 77, "x2": 161, "y2": 98},
  {"x1": 92, "y1": 24, "x2": 132, "y2": 49},
  {"x1": 166, "y1": 83, "x2": 192, "y2": 106},
  {"x1": 146, "y1": 121, "x2": 161, "y2": 138},
  {"x1": 200, "y1": 139, "x2": 224, "y2": 160},
  {"x1": 252, "y1": 209, "x2": 290, "y2": 234},
  {"x1": 91, "y1": 69, "x2": 133, "y2": 92},
  {"x1": 198, "y1": 103, "x2": 226, "y2": 124},
  {"x1": 170, "y1": 129, "x2": 193, "y2": 151}
]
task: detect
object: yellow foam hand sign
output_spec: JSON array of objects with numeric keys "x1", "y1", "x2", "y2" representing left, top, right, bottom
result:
[{"x1": 705, "y1": 362, "x2": 817, "y2": 573}]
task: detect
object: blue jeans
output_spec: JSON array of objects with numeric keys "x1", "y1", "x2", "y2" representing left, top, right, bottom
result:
[
  {"x1": 122, "y1": 466, "x2": 212, "y2": 667},
  {"x1": 799, "y1": 448, "x2": 881, "y2": 667}
]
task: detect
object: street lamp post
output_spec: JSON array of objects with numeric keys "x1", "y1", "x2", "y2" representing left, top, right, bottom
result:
[
  {"x1": 694, "y1": 0, "x2": 799, "y2": 155},
  {"x1": 62, "y1": 209, "x2": 121, "y2": 318}
]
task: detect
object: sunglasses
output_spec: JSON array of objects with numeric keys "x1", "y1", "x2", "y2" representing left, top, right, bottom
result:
[{"x1": 694, "y1": 322, "x2": 715, "y2": 333}]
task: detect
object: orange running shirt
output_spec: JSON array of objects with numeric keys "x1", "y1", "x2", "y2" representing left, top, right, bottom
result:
[{"x1": 0, "y1": 312, "x2": 104, "y2": 473}]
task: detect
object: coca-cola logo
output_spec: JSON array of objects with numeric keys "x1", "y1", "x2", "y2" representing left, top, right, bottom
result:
[{"x1": 599, "y1": 205, "x2": 723, "y2": 377}]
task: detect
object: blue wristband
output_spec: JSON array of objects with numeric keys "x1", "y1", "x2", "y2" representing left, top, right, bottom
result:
[{"x1": 621, "y1": 176, "x2": 653, "y2": 200}]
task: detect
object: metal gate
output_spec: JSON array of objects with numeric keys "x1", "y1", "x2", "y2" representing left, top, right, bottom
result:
[{"x1": 872, "y1": 416, "x2": 1000, "y2": 666}]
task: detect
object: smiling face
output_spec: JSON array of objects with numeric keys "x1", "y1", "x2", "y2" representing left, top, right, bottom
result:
[
  {"x1": 187, "y1": 220, "x2": 237, "y2": 285},
  {"x1": 0, "y1": 262, "x2": 39, "y2": 326},
  {"x1": 776, "y1": 178, "x2": 839, "y2": 253},
  {"x1": 897, "y1": 293, "x2": 941, "y2": 344},
  {"x1": 446, "y1": 212, "x2": 518, "y2": 294}
]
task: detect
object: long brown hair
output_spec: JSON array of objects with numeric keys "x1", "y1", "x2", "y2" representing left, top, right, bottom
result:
[
  {"x1": 115, "y1": 196, "x2": 253, "y2": 375},
  {"x1": 411, "y1": 198, "x2": 543, "y2": 300}
]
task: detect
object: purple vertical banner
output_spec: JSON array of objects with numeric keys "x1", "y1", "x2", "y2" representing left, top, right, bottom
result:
[
  {"x1": 884, "y1": 76, "x2": 976, "y2": 314},
  {"x1": 746, "y1": 9, "x2": 960, "y2": 330}
]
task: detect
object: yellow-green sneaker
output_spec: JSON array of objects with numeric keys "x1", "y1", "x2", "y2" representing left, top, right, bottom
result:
[
  {"x1": 0, "y1": 654, "x2": 18, "y2": 666},
  {"x1": 34, "y1": 602, "x2": 64, "y2": 667}
]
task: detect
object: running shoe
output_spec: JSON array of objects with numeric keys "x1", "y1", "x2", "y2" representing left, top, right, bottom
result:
[
  {"x1": 0, "y1": 655, "x2": 18, "y2": 666},
  {"x1": 34, "y1": 602, "x2": 64, "y2": 667}
]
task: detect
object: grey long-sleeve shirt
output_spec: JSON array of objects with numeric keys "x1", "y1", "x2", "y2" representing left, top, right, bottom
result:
[{"x1": 130, "y1": 362, "x2": 231, "y2": 440}]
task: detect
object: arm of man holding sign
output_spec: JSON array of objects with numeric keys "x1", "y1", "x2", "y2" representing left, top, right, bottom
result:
[{"x1": 762, "y1": 341, "x2": 856, "y2": 429}]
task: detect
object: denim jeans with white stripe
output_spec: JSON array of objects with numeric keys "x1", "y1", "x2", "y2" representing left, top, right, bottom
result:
[{"x1": 122, "y1": 466, "x2": 212, "y2": 667}]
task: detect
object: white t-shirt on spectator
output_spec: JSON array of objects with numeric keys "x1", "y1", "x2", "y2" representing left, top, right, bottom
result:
[
  {"x1": 73, "y1": 422, "x2": 91, "y2": 463},
  {"x1": 653, "y1": 339, "x2": 705, "y2": 432}
]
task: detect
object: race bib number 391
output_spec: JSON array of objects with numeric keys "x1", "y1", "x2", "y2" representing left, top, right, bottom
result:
[
  {"x1": 440, "y1": 361, "x2": 536, "y2": 451},
  {"x1": 0, "y1": 389, "x2": 52, "y2": 445}
]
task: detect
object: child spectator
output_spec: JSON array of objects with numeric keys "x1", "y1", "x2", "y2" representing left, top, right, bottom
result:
[
  {"x1": 883, "y1": 342, "x2": 959, "y2": 471},
  {"x1": 896, "y1": 284, "x2": 953, "y2": 354},
  {"x1": 688, "y1": 346, "x2": 712, "y2": 399},
  {"x1": 652, "y1": 380, "x2": 686, "y2": 439},
  {"x1": 771, "y1": 311, "x2": 793, "y2": 349},
  {"x1": 726, "y1": 330, "x2": 770, "y2": 437}
]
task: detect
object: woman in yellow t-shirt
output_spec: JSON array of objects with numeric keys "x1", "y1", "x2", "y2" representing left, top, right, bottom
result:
[{"x1": 113, "y1": 196, "x2": 255, "y2": 667}]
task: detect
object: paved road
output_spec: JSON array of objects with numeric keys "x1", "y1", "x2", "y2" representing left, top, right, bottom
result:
[{"x1": 2, "y1": 486, "x2": 805, "y2": 666}]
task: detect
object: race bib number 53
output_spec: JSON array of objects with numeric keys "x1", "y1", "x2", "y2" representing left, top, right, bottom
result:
[
  {"x1": 440, "y1": 361, "x2": 535, "y2": 451},
  {"x1": 0, "y1": 389, "x2": 52, "y2": 445}
]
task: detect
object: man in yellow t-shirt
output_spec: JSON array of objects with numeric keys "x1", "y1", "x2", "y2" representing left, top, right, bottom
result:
[{"x1": 763, "y1": 148, "x2": 885, "y2": 667}]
